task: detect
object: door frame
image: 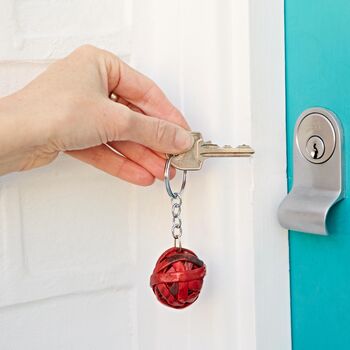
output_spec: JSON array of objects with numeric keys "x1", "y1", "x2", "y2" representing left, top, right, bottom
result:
[{"x1": 250, "y1": 0, "x2": 291, "y2": 348}]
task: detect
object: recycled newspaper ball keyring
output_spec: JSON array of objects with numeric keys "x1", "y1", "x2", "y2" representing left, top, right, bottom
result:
[{"x1": 149, "y1": 155, "x2": 206, "y2": 309}]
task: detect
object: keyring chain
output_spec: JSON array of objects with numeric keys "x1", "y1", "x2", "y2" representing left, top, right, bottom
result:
[
  {"x1": 164, "y1": 156, "x2": 187, "y2": 248},
  {"x1": 171, "y1": 193, "x2": 183, "y2": 248}
]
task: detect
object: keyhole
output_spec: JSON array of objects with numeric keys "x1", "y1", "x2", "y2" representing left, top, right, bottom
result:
[
  {"x1": 312, "y1": 143, "x2": 319, "y2": 159},
  {"x1": 305, "y1": 136, "x2": 325, "y2": 162}
]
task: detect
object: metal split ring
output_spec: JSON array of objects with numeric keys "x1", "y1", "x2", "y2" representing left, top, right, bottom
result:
[{"x1": 164, "y1": 156, "x2": 187, "y2": 199}]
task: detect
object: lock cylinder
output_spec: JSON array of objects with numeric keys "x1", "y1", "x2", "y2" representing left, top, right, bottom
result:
[{"x1": 296, "y1": 112, "x2": 336, "y2": 164}]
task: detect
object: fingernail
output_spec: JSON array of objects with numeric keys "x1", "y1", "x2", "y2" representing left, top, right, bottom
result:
[{"x1": 175, "y1": 129, "x2": 194, "y2": 151}]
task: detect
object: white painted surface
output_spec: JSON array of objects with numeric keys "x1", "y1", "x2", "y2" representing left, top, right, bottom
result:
[{"x1": 0, "y1": 0, "x2": 290, "y2": 349}]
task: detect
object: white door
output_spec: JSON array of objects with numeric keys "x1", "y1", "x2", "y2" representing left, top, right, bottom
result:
[{"x1": 0, "y1": 0, "x2": 290, "y2": 349}]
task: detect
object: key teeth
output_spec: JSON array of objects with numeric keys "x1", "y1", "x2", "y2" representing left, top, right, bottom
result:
[{"x1": 205, "y1": 144, "x2": 235, "y2": 149}]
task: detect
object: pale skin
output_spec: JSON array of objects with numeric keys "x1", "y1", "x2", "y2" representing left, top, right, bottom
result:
[{"x1": 0, "y1": 45, "x2": 194, "y2": 185}]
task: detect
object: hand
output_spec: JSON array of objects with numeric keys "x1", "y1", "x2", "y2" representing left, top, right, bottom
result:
[{"x1": 0, "y1": 45, "x2": 194, "y2": 185}]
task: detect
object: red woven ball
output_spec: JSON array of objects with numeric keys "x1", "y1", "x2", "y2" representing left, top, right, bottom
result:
[{"x1": 150, "y1": 247, "x2": 206, "y2": 309}]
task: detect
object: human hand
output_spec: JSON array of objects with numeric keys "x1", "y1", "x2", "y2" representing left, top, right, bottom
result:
[{"x1": 0, "y1": 45, "x2": 193, "y2": 185}]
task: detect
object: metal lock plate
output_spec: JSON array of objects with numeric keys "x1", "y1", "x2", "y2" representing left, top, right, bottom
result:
[{"x1": 278, "y1": 107, "x2": 344, "y2": 235}]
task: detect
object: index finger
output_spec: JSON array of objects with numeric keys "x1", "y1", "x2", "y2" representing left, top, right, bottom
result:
[{"x1": 104, "y1": 52, "x2": 189, "y2": 129}]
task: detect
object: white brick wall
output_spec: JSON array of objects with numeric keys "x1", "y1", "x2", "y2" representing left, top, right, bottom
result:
[
  {"x1": 0, "y1": 1, "x2": 137, "y2": 348},
  {"x1": 0, "y1": 1, "x2": 290, "y2": 349},
  {"x1": 0, "y1": 0, "x2": 132, "y2": 61}
]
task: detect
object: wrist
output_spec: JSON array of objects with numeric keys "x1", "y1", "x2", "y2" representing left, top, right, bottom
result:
[{"x1": 0, "y1": 92, "x2": 56, "y2": 175}]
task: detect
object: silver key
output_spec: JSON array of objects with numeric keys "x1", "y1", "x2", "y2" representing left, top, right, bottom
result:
[{"x1": 170, "y1": 132, "x2": 254, "y2": 170}]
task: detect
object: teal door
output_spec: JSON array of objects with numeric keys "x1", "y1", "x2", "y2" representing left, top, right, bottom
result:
[{"x1": 286, "y1": 0, "x2": 350, "y2": 349}]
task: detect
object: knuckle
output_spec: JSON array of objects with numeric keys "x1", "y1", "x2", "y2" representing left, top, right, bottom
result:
[
  {"x1": 75, "y1": 44, "x2": 98, "y2": 55},
  {"x1": 69, "y1": 45, "x2": 104, "y2": 65},
  {"x1": 155, "y1": 119, "x2": 170, "y2": 143},
  {"x1": 139, "y1": 84, "x2": 156, "y2": 106},
  {"x1": 113, "y1": 104, "x2": 134, "y2": 140},
  {"x1": 75, "y1": 46, "x2": 119, "y2": 73}
]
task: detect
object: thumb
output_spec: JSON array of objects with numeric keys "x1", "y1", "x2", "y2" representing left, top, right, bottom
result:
[{"x1": 107, "y1": 102, "x2": 194, "y2": 154}]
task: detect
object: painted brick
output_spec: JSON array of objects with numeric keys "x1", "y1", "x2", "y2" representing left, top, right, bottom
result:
[
  {"x1": 0, "y1": 289, "x2": 136, "y2": 350},
  {"x1": 0, "y1": 156, "x2": 137, "y2": 307},
  {"x1": 0, "y1": 0, "x2": 132, "y2": 60},
  {"x1": 0, "y1": 1, "x2": 137, "y2": 346}
]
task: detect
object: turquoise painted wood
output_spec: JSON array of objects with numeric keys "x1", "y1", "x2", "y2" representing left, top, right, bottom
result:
[{"x1": 286, "y1": 0, "x2": 350, "y2": 349}]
